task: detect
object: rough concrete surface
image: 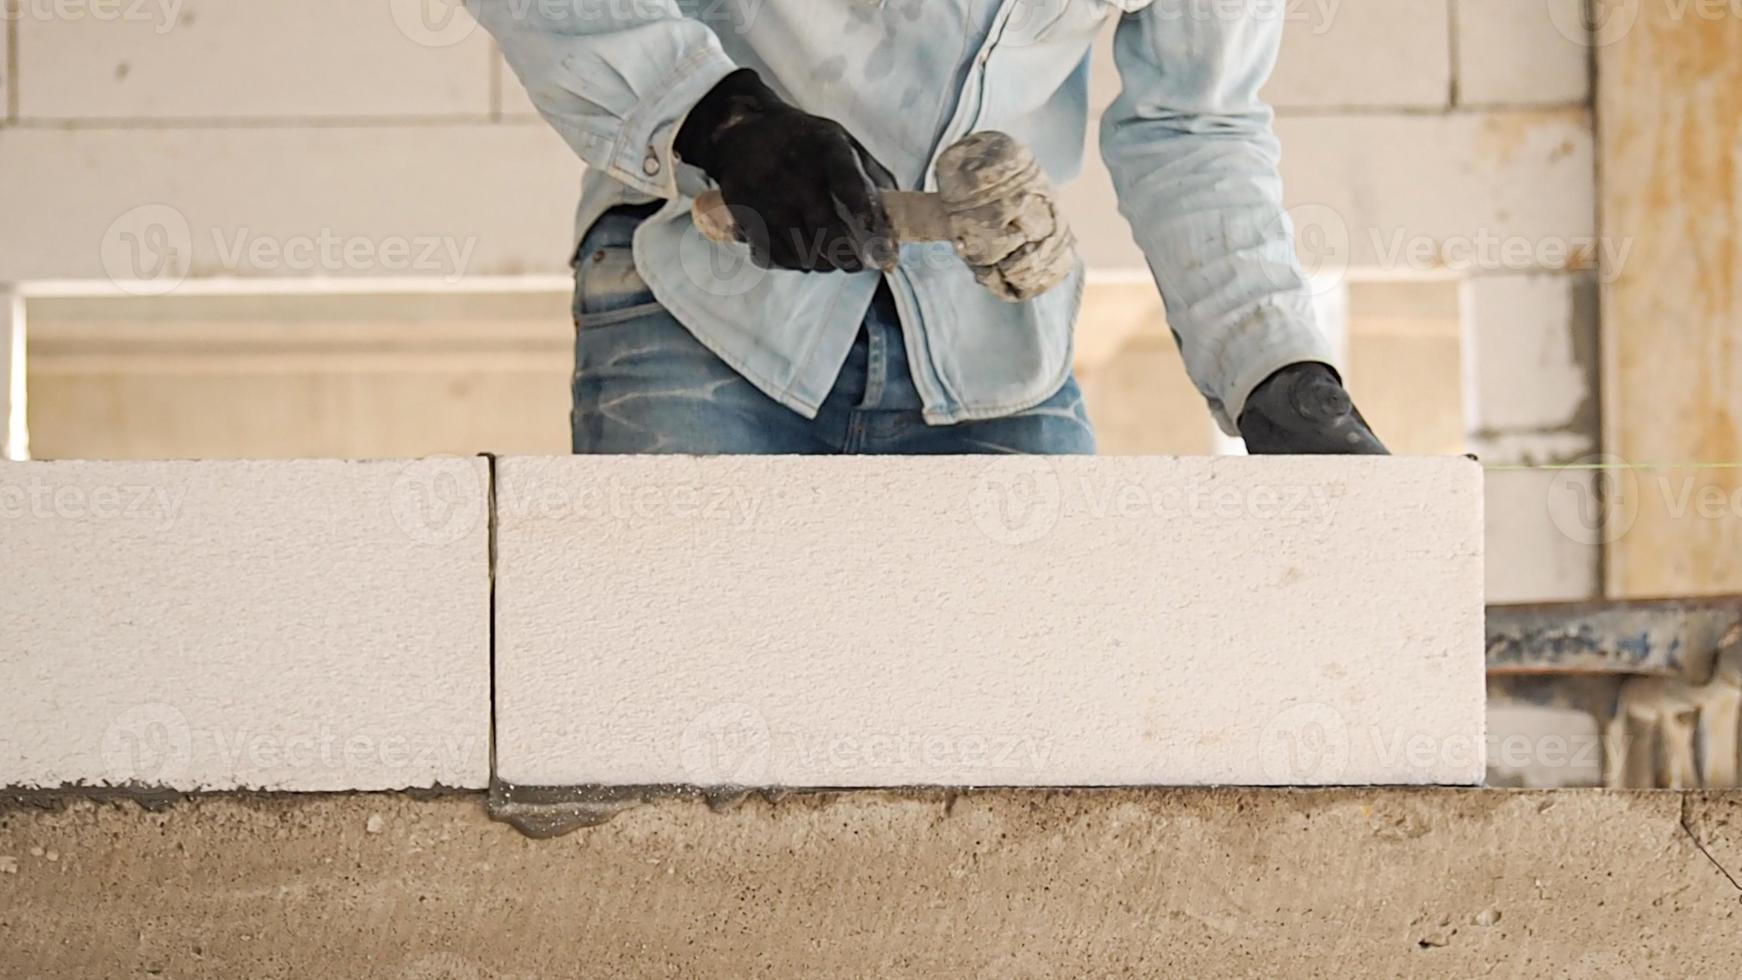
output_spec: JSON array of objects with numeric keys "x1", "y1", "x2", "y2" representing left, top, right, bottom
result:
[{"x1": 3, "y1": 789, "x2": 1741, "y2": 978}]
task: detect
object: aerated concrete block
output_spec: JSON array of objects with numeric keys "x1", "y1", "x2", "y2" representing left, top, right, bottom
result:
[
  {"x1": 0, "y1": 124, "x2": 579, "y2": 284},
  {"x1": 0, "y1": 458, "x2": 492, "y2": 791},
  {"x1": 1275, "y1": 110, "x2": 1596, "y2": 273},
  {"x1": 1266, "y1": 0, "x2": 1452, "y2": 108},
  {"x1": 16, "y1": 0, "x2": 494, "y2": 120},
  {"x1": 1456, "y1": 0, "x2": 1592, "y2": 106},
  {"x1": 494, "y1": 455, "x2": 1486, "y2": 789}
]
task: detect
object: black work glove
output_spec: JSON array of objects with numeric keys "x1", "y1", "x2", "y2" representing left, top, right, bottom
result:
[
  {"x1": 1237, "y1": 362, "x2": 1389, "y2": 455},
  {"x1": 675, "y1": 68, "x2": 897, "y2": 273}
]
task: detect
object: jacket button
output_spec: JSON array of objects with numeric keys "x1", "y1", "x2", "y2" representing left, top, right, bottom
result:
[{"x1": 642, "y1": 152, "x2": 662, "y2": 177}]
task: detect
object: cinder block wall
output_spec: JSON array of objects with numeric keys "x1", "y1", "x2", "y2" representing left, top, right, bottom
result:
[
  {"x1": 1, "y1": 0, "x2": 1598, "y2": 602},
  {"x1": 1, "y1": 1, "x2": 1593, "y2": 284}
]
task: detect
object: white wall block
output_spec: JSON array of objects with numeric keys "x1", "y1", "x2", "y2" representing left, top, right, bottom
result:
[
  {"x1": 0, "y1": 124, "x2": 581, "y2": 283},
  {"x1": 2, "y1": 14, "x2": 11, "y2": 116},
  {"x1": 17, "y1": 0, "x2": 493, "y2": 119},
  {"x1": 1456, "y1": 0, "x2": 1592, "y2": 106},
  {"x1": 1266, "y1": 0, "x2": 1452, "y2": 108},
  {"x1": 495, "y1": 48, "x2": 540, "y2": 119},
  {"x1": 1086, "y1": 1, "x2": 1451, "y2": 111},
  {"x1": 1277, "y1": 110, "x2": 1596, "y2": 272},
  {"x1": 1483, "y1": 467, "x2": 1602, "y2": 603},
  {"x1": 495, "y1": 455, "x2": 1486, "y2": 789},
  {"x1": 1462, "y1": 272, "x2": 1598, "y2": 464},
  {"x1": 1064, "y1": 110, "x2": 1595, "y2": 278},
  {"x1": 0, "y1": 459, "x2": 492, "y2": 791}
]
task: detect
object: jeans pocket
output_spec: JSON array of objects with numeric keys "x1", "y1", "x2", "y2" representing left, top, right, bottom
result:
[{"x1": 574, "y1": 242, "x2": 665, "y2": 329}]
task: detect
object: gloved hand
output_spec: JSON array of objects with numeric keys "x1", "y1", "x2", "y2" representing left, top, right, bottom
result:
[
  {"x1": 675, "y1": 68, "x2": 896, "y2": 273},
  {"x1": 1237, "y1": 362, "x2": 1389, "y2": 455}
]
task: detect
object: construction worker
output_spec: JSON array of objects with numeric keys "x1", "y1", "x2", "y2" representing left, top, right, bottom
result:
[{"x1": 474, "y1": 0, "x2": 1386, "y2": 456}]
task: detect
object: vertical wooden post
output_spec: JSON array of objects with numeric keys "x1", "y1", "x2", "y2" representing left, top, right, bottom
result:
[{"x1": 1599, "y1": 9, "x2": 1742, "y2": 595}]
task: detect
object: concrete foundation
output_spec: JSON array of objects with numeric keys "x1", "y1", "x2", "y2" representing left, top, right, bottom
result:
[{"x1": 4, "y1": 789, "x2": 1741, "y2": 977}]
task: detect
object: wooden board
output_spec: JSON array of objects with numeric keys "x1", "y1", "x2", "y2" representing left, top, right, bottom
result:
[{"x1": 1599, "y1": 9, "x2": 1742, "y2": 596}]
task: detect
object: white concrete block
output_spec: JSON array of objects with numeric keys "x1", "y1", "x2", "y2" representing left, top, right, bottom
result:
[
  {"x1": 1068, "y1": 110, "x2": 1595, "y2": 278},
  {"x1": 0, "y1": 458, "x2": 492, "y2": 791},
  {"x1": 1277, "y1": 110, "x2": 1596, "y2": 272},
  {"x1": 496, "y1": 48, "x2": 540, "y2": 119},
  {"x1": 495, "y1": 455, "x2": 1486, "y2": 789},
  {"x1": 1087, "y1": 1, "x2": 1451, "y2": 111},
  {"x1": 1483, "y1": 467, "x2": 1602, "y2": 603},
  {"x1": 1462, "y1": 272, "x2": 1598, "y2": 463},
  {"x1": 0, "y1": 124, "x2": 581, "y2": 283},
  {"x1": 2, "y1": 15, "x2": 11, "y2": 115},
  {"x1": 1266, "y1": 0, "x2": 1452, "y2": 108},
  {"x1": 1060, "y1": 147, "x2": 1147, "y2": 272},
  {"x1": 1456, "y1": 0, "x2": 1591, "y2": 106},
  {"x1": 16, "y1": 0, "x2": 493, "y2": 119}
]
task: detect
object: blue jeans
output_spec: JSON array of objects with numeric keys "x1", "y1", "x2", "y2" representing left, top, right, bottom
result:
[{"x1": 570, "y1": 207, "x2": 1096, "y2": 455}]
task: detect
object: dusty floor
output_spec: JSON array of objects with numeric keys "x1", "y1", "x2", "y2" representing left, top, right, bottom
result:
[{"x1": 2, "y1": 788, "x2": 1740, "y2": 977}]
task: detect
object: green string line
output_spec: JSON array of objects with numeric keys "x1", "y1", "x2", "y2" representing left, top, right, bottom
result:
[{"x1": 1482, "y1": 463, "x2": 1742, "y2": 472}]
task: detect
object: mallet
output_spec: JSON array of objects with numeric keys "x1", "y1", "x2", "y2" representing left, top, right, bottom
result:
[{"x1": 691, "y1": 131, "x2": 1077, "y2": 303}]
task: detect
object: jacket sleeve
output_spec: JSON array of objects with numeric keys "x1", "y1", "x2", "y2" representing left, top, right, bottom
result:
[
  {"x1": 1098, "y1": 3, "x2": 1335, "y2": 433},
  {"x1": 468, "y1": 0, "x2": 738, "y2": 200}
]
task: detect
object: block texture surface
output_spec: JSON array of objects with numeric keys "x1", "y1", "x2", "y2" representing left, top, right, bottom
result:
[
  {"x1": 495, "y1": 455, "x2": 1485, "y2": 788},
  {"x1": 0, "y1": 459, "x2": 492, "y2": 790},
  {"x1": 1456, "y1": 0, "x2": 1591, "y2": 105},
  {"x1": 1275, "y1": 110, "x2": 1595, "y2": 272},
  {"x1": 17, "y1": 0, "x2": 493, "y2": 119},
  {"x1": 1265, "y1": 0, "x2": 1451, "y2": 108},
  {"x1": 1462, "y1": 272, "x2": 1599, "y2": 464},
  {"x1": 0, "y1": 124, "x2": 579, "y2": 283}
]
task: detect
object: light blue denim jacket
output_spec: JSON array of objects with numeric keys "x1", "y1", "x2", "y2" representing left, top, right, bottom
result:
[{"x1": 474, "y1": 0, "x2": 1332, "y2": 431}]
